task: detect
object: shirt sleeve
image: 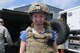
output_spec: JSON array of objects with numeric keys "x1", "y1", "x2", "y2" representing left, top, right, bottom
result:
[
  {"x1": 20, "y1": 31, "x2": 26, "y2": 42},
  {"x1": 52, "y1": 30, "x2": 57, "y2": 40}
]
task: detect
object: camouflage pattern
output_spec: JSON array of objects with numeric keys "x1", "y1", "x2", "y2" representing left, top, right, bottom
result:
[
  {"x1": 0, "y1": 25, "x2": 12, "y2": 53},
  {"x1": 25, "y1": 27, "x2": 54, "y2": 53},
  {"x1": 28, "y1": 3, "x2": 49, "y2": 14}
]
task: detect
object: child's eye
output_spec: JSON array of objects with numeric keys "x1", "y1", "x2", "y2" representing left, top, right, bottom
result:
[
  {"x1": 40, "y1": 15, "x2": 44, "y2": 18},
  {"x1": 40, "y1": 16, "x2": 43, "y2": 17},
  {"x1": 34, "y1": 15, "x2": 37, "y2": 18}
]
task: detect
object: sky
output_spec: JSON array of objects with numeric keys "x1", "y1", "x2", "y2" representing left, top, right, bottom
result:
[{"x1": 0, "y1": 0, "x2": 80, "y2": 10}]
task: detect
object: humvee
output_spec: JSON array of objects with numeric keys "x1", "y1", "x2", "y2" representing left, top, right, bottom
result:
[{"x1": 59, "y1": 6, "x2": 80, "y2": 53}]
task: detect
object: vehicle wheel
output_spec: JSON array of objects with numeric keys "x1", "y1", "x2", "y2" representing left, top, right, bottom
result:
[{"x1": 50, "y1": 19, "x2": 69, "y2": 45}]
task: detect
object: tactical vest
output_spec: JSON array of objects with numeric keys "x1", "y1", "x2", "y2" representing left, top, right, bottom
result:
[{"x1": 25, "y1": 27, "x2": 54, "y2": 53}]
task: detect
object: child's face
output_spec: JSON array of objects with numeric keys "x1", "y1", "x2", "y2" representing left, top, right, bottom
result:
[{"x1": 32, "y1": 12, "x2": 45, "y2": 26}]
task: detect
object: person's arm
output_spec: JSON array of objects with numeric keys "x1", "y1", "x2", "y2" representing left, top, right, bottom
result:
[
  {"x1": 4, "y1": 28, "x2": 12, "y2": 43},
  {"x1": 19, "y1": 31, "x2": 26, "y2": 53},
  {"x1": 53, "y1": 41, "x2": 59, "y2": 53},
  {"x1": 52, "y1": 31, "x2": 59, "y2": 53},
  {"x1": 19, "y1": 40, "x2": 26, "y2": 53}
]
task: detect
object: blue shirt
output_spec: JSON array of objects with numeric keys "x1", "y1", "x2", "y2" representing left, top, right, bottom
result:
[{"x1": 20, "y1": 30, "x2": 56, "y2": 42}]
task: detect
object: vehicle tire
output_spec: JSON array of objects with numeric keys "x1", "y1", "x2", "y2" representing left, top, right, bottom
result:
[{"x1": 50, "y1": 19, "x2": 69, "y2": 45}]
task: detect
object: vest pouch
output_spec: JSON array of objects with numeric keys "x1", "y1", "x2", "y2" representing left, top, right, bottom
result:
[{"x1": 45, "y1": 36, "x2": 55, "y2": 47}]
